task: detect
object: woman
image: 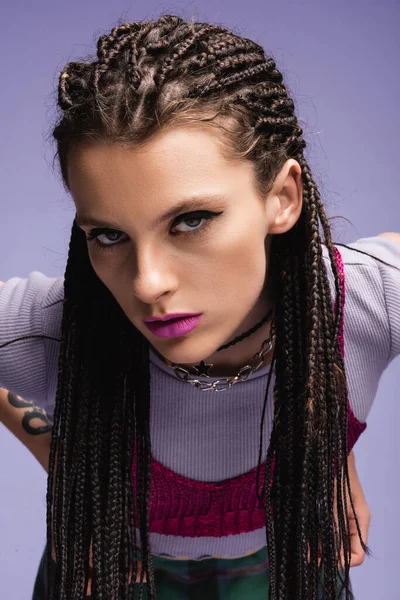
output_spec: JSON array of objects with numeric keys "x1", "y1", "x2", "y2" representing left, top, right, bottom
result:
[{"x1": 1, "y1": 14, "x2": 399, "y2": 599}]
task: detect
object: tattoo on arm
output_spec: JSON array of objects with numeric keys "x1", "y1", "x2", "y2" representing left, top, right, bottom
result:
[{"x1": 7, "y1": 391, "x2": 52, "y2": 435}]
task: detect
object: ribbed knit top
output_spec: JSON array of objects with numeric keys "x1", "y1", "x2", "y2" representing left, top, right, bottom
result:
[{"x1": 1, "y1": 236, "x2": 399, "y2": 560}]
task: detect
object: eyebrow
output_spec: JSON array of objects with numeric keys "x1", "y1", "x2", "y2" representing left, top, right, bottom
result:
[{"x1": 75, "y1": 194, "x2": 228, "y2": 230}]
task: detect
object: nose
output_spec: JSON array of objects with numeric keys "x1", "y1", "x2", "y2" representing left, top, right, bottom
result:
[{"x1": 130, "y1": 245, "x2": 178, "y2": 304}]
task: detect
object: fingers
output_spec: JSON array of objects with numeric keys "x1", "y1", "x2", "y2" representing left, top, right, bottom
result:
[
  {"x1": 338, "y1": 502, "x2": 371, "y2": 569},
  {"x1": 339, "y1": 455, "x2": 370, "y2": 569},
  {"x1": 307, "y1": 452, "x2": 371, "y2": 571}
]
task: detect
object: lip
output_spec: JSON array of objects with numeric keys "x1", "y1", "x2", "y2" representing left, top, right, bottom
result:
[
  {"x1": 144, "y1": 314, "x2": 202, "y2": 338},
  {"x1": 144, "y1": 312, "x2": 200, "y2": 323}
]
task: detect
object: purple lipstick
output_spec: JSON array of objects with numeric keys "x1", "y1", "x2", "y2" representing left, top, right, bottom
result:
[{"x1": 143, "y1": 313, "x2": 202, "y2": 338}]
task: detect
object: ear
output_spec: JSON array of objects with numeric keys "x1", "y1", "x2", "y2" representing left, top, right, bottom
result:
[{"x1": 267, "y1": 159, "x2": 303, "y2": 235}]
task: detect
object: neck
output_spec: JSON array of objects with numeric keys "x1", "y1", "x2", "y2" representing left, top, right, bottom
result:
[{"x1": 181, "y1": 305, "x2": 274, "y2": 377}]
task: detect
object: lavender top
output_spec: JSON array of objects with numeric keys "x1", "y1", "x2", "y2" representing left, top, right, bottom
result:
[{"x1": 1, "y1": 236, "x2": 399, "y2": 559}]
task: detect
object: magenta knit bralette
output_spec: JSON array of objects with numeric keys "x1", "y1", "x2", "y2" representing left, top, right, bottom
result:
[{"x1": 132, "y1": 247, "x2": 367, "y2": 538}]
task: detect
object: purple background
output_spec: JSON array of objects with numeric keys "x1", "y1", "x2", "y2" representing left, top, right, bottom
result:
[{"x1": 0, "y1": 1, "x2": 399, "y2": 597}]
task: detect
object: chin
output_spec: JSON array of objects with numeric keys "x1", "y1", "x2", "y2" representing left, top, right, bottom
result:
[{"x1": 151, "y1": 337, "x2": 215, "y2": 366}]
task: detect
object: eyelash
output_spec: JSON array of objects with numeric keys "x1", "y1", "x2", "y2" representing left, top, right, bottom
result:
[{"x1": 85, "y1": 210, "x2": 222, "y2": 253}]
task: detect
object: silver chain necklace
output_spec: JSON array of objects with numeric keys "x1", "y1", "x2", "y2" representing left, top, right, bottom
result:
[{"x1": 163, "y1": 330, "x2": 276, "y2": 392}]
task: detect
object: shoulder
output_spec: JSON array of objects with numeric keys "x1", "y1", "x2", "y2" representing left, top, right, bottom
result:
[
  {"x1": 0, "y1": 271, "x2": 64, "y2": 303},
  {"x1": 324, "y1": 233, "x2": 400, "y2": 269},
  {"x1": 0, "y1": 272, "x2": 64, "y2": 409},
  {"x1": 1, "y1": 269, "x2": 64, "y2": 309},
  {"x1": 322, "y1": 234, "x2": 400, "y2": 279},
  {"x1": 323, "y1": 234, "x2": 400, "y2": 363},
  {"x1": 0, "y1": 271, "x2": 64, "y2": 340}
]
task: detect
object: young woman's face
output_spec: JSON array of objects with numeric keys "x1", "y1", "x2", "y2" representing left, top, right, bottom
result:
[{"x1": 68, "y1": 124, "x2": 302, "y2": 370}]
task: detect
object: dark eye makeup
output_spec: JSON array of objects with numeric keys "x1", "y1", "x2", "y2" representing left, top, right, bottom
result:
[{"x1": 85, "y1": 210, "x2": 223, "y2": 252}]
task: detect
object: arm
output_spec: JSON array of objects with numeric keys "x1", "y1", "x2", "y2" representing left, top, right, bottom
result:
[
  {"x1": 345, "y1": 450, "x2": 371, "y2": 567},
  {"x1": 310, "y1": 450, "x2": 371, "y2": 567},
  {"x1": 0, "y1": 386, "x2": 52, "y2": 472},
  {"x1": 0, "y1": 384, "x2": 145, "y2": 591},
  {"x1": 331, "y1": 451, "x2": 371, "y2": 569},
  {"x1": 0, "y1": 280, "x2": 53, "y2": 471},
  {"x1": 0, "y1": 274, "x2": 63, "y2": 405}
]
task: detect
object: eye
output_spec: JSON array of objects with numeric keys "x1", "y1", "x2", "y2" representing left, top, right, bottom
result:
[
  {"x1": 85, "y1": 228, "x2": 128, "y2": 250},
  {"x1": 170, "y1": 211, "x2": 222, "y2": 237},
  {"x1": 84, "y1": 210, "x2": 223, "y2": 252}
]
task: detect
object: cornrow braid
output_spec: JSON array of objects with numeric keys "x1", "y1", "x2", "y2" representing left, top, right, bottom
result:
[
  {"x1": 96, "y1": 23, "x2": 141, "y2": 61},
  {"x1": 45, "y1": 14, "x2": 371, "y2": 599},
  {"x1": 156, "y1": 24, "x2": 228, "y2": 86},
  {"x1": 95, "y1": 21, "x2": 154, "y2": 90}
]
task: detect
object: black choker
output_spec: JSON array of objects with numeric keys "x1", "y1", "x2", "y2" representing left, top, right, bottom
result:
[
  {"x1": 216, "y1": 307, "x2": 273, "y2": 351},
  {"x1": 192, "y1": 307, "x2": 274, "y2": 377}
]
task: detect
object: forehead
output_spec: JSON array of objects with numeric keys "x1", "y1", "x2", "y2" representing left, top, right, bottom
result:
[
  {"x1": 67, "y1": 125, "x2": 257, "y2": 223},
  {"x1": 67, "y1": 125, "x2": 238, "y2": 190}
]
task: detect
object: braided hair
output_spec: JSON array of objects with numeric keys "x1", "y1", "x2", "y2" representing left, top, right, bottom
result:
[{"x1": 47, "y1": 14, "x2": 369, "y2": 599}]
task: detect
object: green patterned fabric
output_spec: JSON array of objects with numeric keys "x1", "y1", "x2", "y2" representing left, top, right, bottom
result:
[{"x1": 32, "y1": 543, "x2": 352, "y2": 599}]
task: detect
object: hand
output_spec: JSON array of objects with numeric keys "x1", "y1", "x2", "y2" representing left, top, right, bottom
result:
[
  {"x1": 337, "y1": 451, "x2": 370, "y2": 569},
  {"x1": 308, "y1": 451, "x2": 371, "y2": 569}
]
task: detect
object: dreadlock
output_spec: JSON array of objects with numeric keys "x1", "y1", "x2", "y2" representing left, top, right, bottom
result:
[{"x1": 44, "y1": 13, "x2": 370, "y2": 599}]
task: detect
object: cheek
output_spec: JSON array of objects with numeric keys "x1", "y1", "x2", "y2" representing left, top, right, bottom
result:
[
  {"x1": 202, "y1": 231, "x2": 268, "y2": 302},
  {"x1": 211, "y1": 227, "x2": 267, "y2": 277}
]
